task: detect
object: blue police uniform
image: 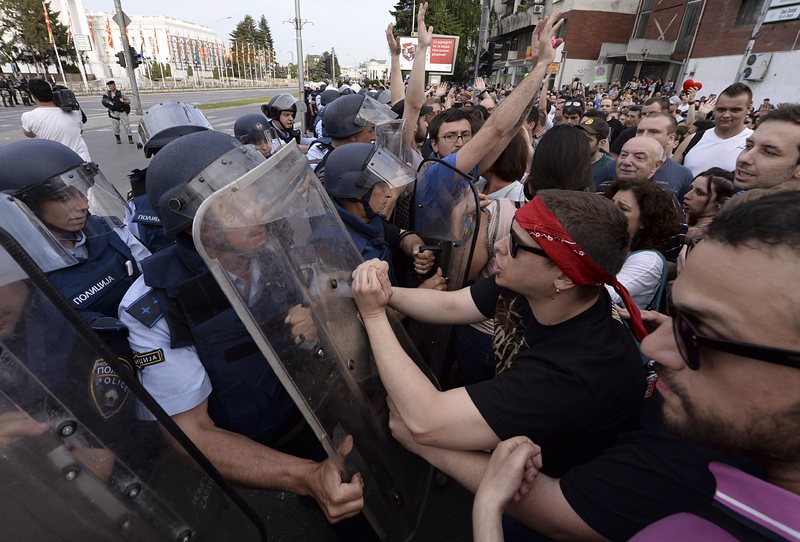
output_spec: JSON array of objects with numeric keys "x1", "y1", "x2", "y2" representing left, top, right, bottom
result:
[
  {"x1": 129, "y1": 194, "x2": 174, "y2": 252},
  {"x1": 47, "y1": 216, "x2": 146, "y2": 318},
  {"x1": 120, "y1": 234, "x2": 300, "y2": 443}
]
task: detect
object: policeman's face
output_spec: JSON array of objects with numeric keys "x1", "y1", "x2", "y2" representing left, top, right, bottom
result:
[
  {"x1": 39, "y1": 187, "x2": 89, "y2": 233},
  {"x1": 278, "y1": 110, "x2": 296, "y2": 130},
  {"x1": 368, "y1": 182, "x2": 394, "y2": 216},
  {"x1": 107, "y1": 83, "x2": 117, "y2": 92},
  {"x1": 353, "y1": 123, "x2": 376, "y2": 144}
]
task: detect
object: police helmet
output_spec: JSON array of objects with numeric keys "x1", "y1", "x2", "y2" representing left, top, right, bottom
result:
[
  {"x1": 350, "y1": 83, "x2": 362, "y2": 94},
  {"x1": 0, "y1": 140, "x2": 127, "y2": 229},
  {"x1": 138, "y1": 101, "x2": 213, "y2": 158},
  {"x1": 376, "y1": 89, "x2": 392, "y2": 105},
  {"x1": 322, "y1": 94, "x2": 398, "y2": 139},
  {"x1": 234, "y1": 113, "x2": 270, "y2": 140},
  {"x1": 261, "y1": 93, "x2": 298, "y2": 119},
  {"x1": 324, "y1": 142, "x2": 415, "y2": 200},
  {"x1": 338, "y1": 84, "x2": 352, "y2": 96},
  {"x1": 320, "y1": 89, "x2": 340, "y2": 106},
  {"x1": 146, "y1": 131, "x2": 265, "y2": 234}
]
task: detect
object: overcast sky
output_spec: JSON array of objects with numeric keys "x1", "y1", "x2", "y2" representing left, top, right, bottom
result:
[{"x1": 82, "y1": 0, "x2": 400, "y2": 66}]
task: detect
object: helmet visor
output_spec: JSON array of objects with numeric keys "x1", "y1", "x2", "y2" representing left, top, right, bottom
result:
[
  {"x1": 138, "y1": 102, "x2": 212, "y2": 154},
  {"x1": 374, "y1": 120, "x2": 407, "y2": 163},
  {"x1": 14, "y1": 162, "x2": 130, "y2": 239},
  {"x1": 364, "y1": 147, "x2": 416, "y2": 190},
  {"x1": 238, "y1": 127, "x2": 281, "y2": 158},
  {"x1": 355, "y1": 96, "x2": 398, "y2": 129},
  {"x1": 164, "y1": 144, "x2": 266, "y2": 223}
]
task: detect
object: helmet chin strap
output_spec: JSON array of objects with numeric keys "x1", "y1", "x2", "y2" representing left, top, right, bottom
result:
[{"x1": 360, "y1": 186, "x2": 378, "y2": 219}]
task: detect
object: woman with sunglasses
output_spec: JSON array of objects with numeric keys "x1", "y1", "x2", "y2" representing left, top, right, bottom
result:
[{"x1": 604, "y1": 179, "x2": 680, "y2": 310}]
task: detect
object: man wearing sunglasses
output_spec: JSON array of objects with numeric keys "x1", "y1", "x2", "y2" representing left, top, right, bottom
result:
[{"x1": 466, "y1": 191, "x2": 800, "y2": 541}]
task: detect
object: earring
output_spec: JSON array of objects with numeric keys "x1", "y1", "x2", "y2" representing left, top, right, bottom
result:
[{"x1": 556, "y1": 287, "x2": 561, "y2": 294}]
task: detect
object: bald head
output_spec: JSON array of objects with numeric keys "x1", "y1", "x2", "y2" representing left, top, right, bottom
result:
[{"x1": 616, "y1": 136, "x2": 665, "y2": 181}]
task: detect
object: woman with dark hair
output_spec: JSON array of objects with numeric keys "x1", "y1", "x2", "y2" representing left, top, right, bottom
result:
[
  {"x1": 683, "y1": 167, "x2": 735, "y2": 239},
  {"x1": 524, "y1": 124, "x2": 593, "y2": 199},
  {"x1": 604, "y1": 179, "x2": 680, "y2": 309},
  {"x1": 478, "y1": 130, "x2": 529, "y2": 202}
]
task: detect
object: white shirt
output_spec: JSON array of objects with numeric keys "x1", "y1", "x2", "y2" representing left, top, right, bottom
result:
[
  {"x1": 119, "y1": 275, "x2": 212, "y2": 420},
  {"x1": 605, "y1": 250, "x2": 664, "y2": 309},
  {"x1": 683, "y1": 127, "x2": 752, "y2": 177},
  {"x1": 21, "y1": 106, "x2": 91, "y2": 162},
  {"x1": 474, "y1": 178, "x2": 527, "y2": 202},
  {"x1": 306, "y1": 142, "x2": 329, "y2": 170}
]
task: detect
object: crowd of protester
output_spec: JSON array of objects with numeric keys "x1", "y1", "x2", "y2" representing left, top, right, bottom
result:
[{"x1": 1, "y1": 3, "x2": 798, "y2": 540}]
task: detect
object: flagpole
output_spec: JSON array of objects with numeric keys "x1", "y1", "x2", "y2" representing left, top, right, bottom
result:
[{"x1": 42, "y1": 2, "x2": 67, "y2": 84}]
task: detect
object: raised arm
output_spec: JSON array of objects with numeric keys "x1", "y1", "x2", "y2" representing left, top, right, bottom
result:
[
  {"x1": 386, "y1": 24, "x2": 404, "y2": 106},
  {"x1": 457, "y1": 12, "x2": 565, "y2": 175},
  {"x1": 403, "y1": 2, "x2": 431, "y2": 148}
]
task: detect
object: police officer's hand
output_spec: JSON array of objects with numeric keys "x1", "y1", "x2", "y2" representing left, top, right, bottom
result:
[
  {"x1": 385, "y1": 24, "x2": 401, "y2": 56},
  {"x1": 418, "y1": 268, "x2": 446, "y2": 291},
  {"x1": 306, "y1": 435, "x2": 364, "y2": 523},
  {"x1": 412, "y1": 245, "x2": 436, "y2": 275},
  {"x1": 352, "y1": 259, "x2": 393, "y2": 319},
  {"x1": 285, "y1": 304, "x2": 318, "y2": 344},
  {"x1": 417, "y1": 3, "x2": 433, "y2": 49},
  {"x1": 0, "y1": 410, "x2": 48, "y2": 446}
]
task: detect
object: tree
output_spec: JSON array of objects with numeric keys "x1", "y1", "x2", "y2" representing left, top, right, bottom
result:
[
  {"x1": 316, "y1": 51, "x2": 340, "y2": 80},
  {"x1": 0, "y1": 0, "x2": 77, "y2": 77},
  {"x1": 391, "y1": 0, "x2": 481, "y2": 80},
  {"x1": 257, "y1": 15, "x2": 274, "y2": 51}
]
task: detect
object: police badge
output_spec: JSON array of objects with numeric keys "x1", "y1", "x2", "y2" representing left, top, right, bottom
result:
[{"x1": 89, "y1": 358, "x2": 130, "y2": 419}]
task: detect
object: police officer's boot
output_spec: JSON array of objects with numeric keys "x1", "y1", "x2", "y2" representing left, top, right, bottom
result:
[
  {"x1": 128, "y1": 135, "x2": 134, "y2": 144},
  {"x1": 115, "y1": 134, "x2": 121, "y2": 144}
]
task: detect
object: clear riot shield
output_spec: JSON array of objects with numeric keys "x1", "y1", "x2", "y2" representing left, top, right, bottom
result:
[
  {"x1": 0, "y1": 201, "x2": 266, "y2": 542},
  {"x1": 409, "y1": 158, "x2": 481, "y2": 377},
  {"x1": 192, "y1": 142, "x2": 433, "y2": 542}
]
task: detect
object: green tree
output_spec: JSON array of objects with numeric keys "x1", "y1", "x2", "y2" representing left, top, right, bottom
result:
[
  {"x1": 187, "y1": 65, "x2": 193, "y2": 77},
  {"x1": 316, "y1": 51, "x2": 340, "y2": 80},
  {"x1": 0, "y1": 0, "x2": 77, "y2": 77},
  {"x1": 257, "y1": 15, "x2": 274, "y2": 50}
]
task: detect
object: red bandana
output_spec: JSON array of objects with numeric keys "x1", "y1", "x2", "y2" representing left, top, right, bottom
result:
[{"x1": 515, "y1": 196, "x2": 648, "y2": 342}]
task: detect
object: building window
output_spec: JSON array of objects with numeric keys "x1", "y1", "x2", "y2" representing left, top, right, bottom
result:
[
  {"x1": 736, "y1": 0, "x2": 766, "y2": 26},
  {"x1": 675, "y1": 0, "x2": 702, "y2": 53},
  {"x1": 634, "y1": 0, "x2": 653, "y2": 39}
]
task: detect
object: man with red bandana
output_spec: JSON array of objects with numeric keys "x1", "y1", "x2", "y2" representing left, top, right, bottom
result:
[{"x1": 351, "y1": 190, "x2": 646, "y2": 483}]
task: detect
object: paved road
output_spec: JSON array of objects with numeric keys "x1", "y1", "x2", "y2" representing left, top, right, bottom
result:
[{"x1": 0, "y1": 88, "x2": 292, "y2": 195}]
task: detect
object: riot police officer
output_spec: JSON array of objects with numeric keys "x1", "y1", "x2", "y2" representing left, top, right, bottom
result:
[
  {"x1": 310, "y1": 94, "x2": 398, "y2": 180},
  {"x1": 312, "y1": 88, "x2": 341, "y2": 140},
  {"x1": 233, "y1": 113, "x2": 279, "y2": 158},
  {"x1": 117, "y1": 130, "x2": 366, "y2": 530},
  {"x1": 324, "y1": 142, "x2": 439, "y2": 287},
  {"x1": 126, "y1": 101, "x2": 213, "y2": 253},
  {"x1": 260, "y1": 93, "x2": 315, "y2": 151},
  {"x1": 0, "y1": 139, "x2": 149, "y2": 318}
]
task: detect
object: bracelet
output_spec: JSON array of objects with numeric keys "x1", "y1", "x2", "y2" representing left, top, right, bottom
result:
[{"x1": 398, "y1": 230, "x2": 419, "y2": 244}]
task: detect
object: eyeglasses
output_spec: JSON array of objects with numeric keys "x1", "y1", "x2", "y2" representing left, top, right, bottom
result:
[
  {"x1": 437, "y1": 132, "x2": 472, "y2": 144},
  {"x1": 668, "y1": 291, "x2": 800, "y2": 371},
  {"x1": 509, "y1": 228, "x2": 549, "y2": 259}
]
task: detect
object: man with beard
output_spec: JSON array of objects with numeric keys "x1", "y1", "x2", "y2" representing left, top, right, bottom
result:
[{"x1": 733, "y1": 104, "x2": 800, "y2": 191}]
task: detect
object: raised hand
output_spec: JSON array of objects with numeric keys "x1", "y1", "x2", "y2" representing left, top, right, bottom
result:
[
  {"x1": 416, "y1": 2, "x2": 433, "y2": 49},
  {"x1": 386, "y1": 24, "x2": 401, "y2": 56}
]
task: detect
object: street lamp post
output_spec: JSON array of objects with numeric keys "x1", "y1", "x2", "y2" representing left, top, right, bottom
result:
[{"x1": 286, "y1": 0, "x2": 311, "y2": 133}]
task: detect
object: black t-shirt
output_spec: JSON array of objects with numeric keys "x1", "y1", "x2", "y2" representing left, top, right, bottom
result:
[
  {"x1": 610, "y1": 126, "x2": 637, "y2": 155},
  {"x1": 466, "y1": 277, "x2": 646, "y2": 477},
  {"x1": 559, "y1": 397, "x2": 757, "y2": 541},
  {"x1": 608, "y1": 117, "x2": 624, "y2": 143}
]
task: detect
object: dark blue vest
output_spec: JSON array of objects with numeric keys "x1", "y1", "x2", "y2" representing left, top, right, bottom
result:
[
  {"x1": 131, "y1": 194, "x2": 173, "y2": 252},
  {"x1": 335, "y1": 203, "x2": 397, "y2": 285},
  {"x1": 140, "y1": 236, "x2": 298, "y2": 442},
  {"x1": 47, "y1": 216, "x2": 138, "y2": 318}
]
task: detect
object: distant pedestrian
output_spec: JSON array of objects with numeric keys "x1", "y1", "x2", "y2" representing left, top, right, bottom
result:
[
  {"x1": 21, "y1": 78, "x2": 91, "y2": 162},
  {"x1": 101, "y1": 80, "x2": 133, "y2": 144}
]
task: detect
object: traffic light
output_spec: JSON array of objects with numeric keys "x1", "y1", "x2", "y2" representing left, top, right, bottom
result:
[
  {"x1": 486, "y1": 42, "x2": 502, "y2": 76},
  {"x1": 128, "y1": 46, "x2": 141, "y2": 69},
  {"x1": 477, "y1": 48, "x2": 489, "y2": 77},
  {"x1": 115, "y1": 51, "x2": 126, "y2": 68}
]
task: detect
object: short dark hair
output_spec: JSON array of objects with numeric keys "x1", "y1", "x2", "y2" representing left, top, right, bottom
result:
[
  {"x1": 527, "y1": 125, "x2": 592, "y2": 196},
  {"x1": 603, "y1": 179, "x2": 681, "y2": 253},
  {"x1": 28, "y1": 78, "x2": 53, "y2": 102},
  {"x1": 719, "y1": 82, "x2": 753, "y2": 103},
  {"x1": 641, "y1": 111, "x2": 678, "y2": 134},
  {"x1": 627, "y1": 105, "x2": 642, "y2": 115},
  {"x1": 428, "y1": 107, "x2": 484, "y2": 140},
  {"x1": 709, "y1": 190, "x2": 800, "y2": 253},
  {"x1": 536, "y1": 189, "x2": 630, "y2": 297},
  {"x1": 643, "y1": 97, "x2": 670, "y2": 112},
  {"x1": 486, "y1": 131, "x2": 528, "y2": 184}
]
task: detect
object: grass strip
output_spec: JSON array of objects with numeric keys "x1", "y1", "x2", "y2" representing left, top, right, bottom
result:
[{"x1": 197, "y1": 93, "x2": 298, "y2": 110}]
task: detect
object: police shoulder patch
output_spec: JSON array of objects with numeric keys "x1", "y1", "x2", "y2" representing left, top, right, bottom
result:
[
  {"x1": 133, "y1": 349, "x2": 165, "y2": 370},
  {"x1": 126, "y1": 290, "x2": 163, "y2": 328}
]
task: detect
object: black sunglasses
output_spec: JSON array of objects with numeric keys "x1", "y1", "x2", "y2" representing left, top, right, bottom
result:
[
  {"x1": 668, "y1": 291, "x2": 800, "y2": 371},
  {"x1": 509, "y1": 228, "x2": 549, "y2": 259}
]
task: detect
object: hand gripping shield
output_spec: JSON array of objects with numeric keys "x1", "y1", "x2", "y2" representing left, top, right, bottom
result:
[
  {"x1": 0, "y1": 198, "x2": 266, "y2": 541},
  {"x1": 192, "y1": 142, "x2": 433, "y2": 542}
]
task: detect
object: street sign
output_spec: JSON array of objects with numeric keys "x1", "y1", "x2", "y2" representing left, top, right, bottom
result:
[
  {"x1": 764, "y1": 4, "x2": 800, "y2": 22},
  {"x1": 112, "y1": 10, "x2": 131, "y2": 29},
  {"x1": 769, "y1": 0, "x2": 800, "y2": 7},
  {"x1": 548, "y1": 62, "x2": 560, "y2": 74},
  {"x1": 73, "y1": 35, "x2": 92, "y2": 51},
  {"x1": 593, "y1": 64, "x2": 609, "y2": 84}
]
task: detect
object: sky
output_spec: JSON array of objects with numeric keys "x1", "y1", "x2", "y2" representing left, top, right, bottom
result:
[{"x1": 81, "y1": 0, "x2": 400, "y2": 66}]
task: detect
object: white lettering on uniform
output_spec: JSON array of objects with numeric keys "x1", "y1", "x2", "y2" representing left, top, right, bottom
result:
[{"x1": 73, "y1": 275, "x2": 115, "y2": 305}]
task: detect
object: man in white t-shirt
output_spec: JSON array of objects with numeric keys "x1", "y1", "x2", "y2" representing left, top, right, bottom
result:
[
  {"x1": 21, "y1": 78, "x2": 91, "y2": 162},
  {"x1": 674, "y1": 83, "x2": 753, "y2": 176}
]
